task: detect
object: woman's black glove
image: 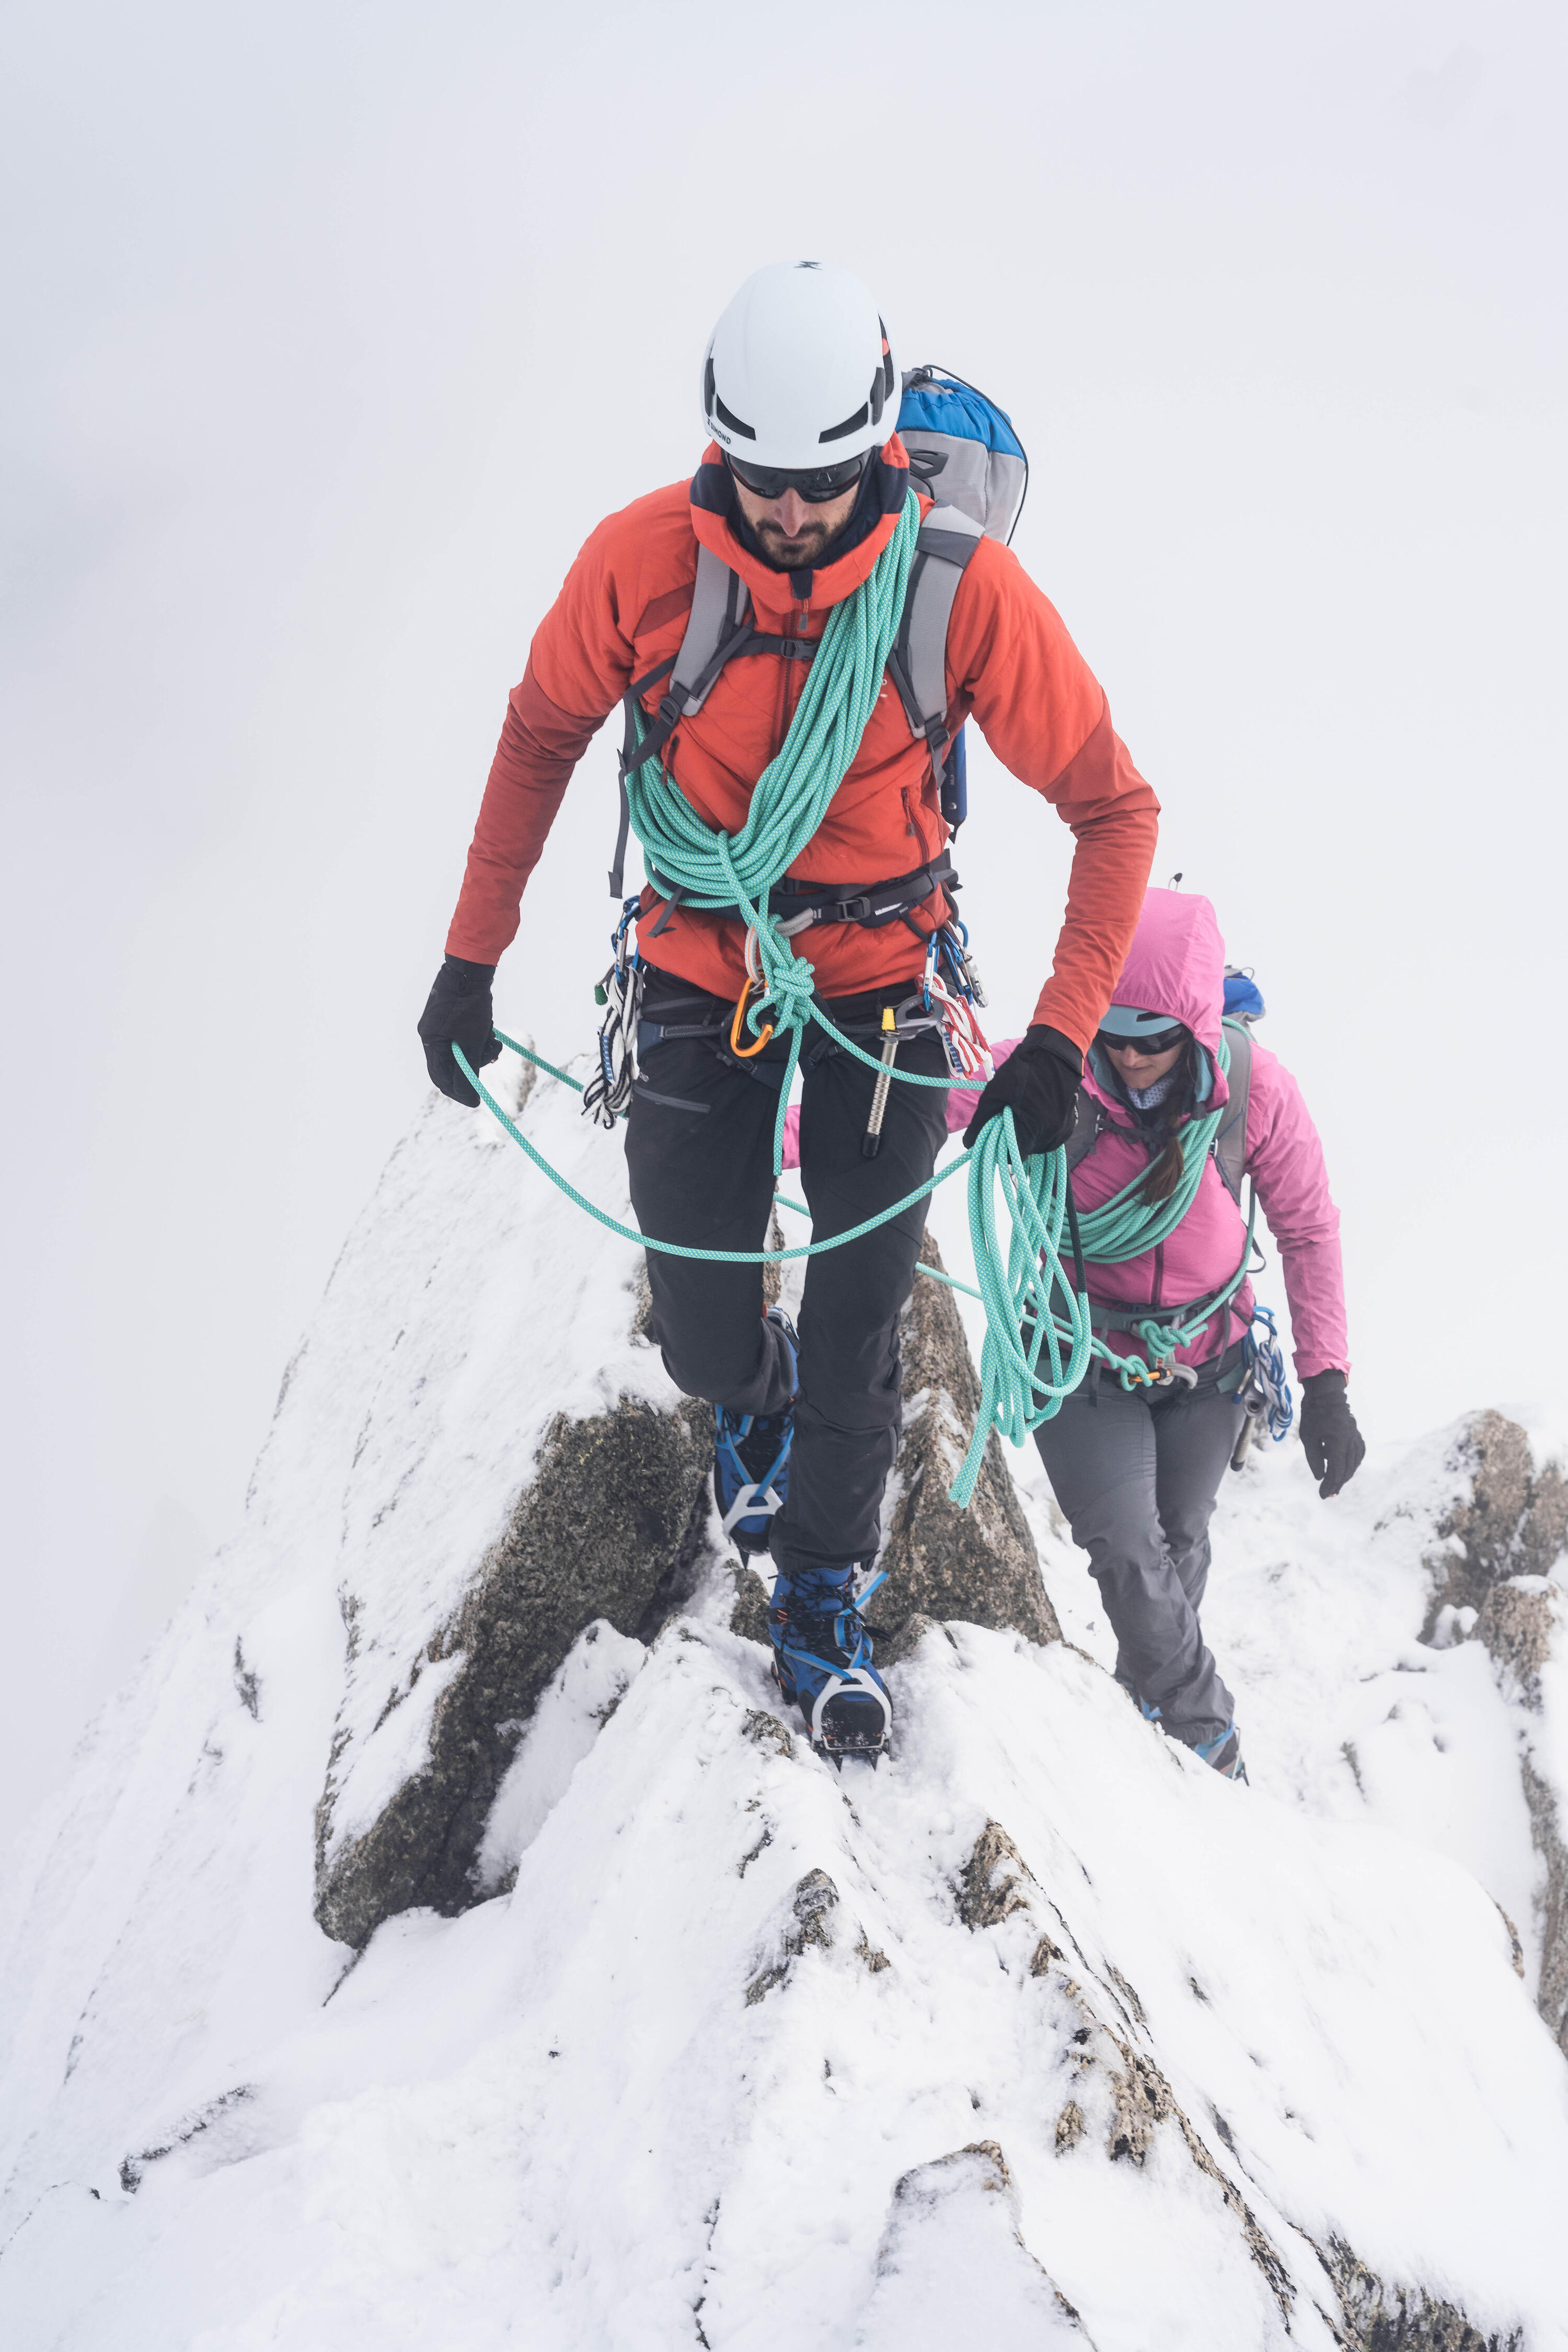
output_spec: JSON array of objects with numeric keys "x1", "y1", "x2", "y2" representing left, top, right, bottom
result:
[
  {"x1": 962, "y1": 1025, "x2": 1083, "y2": 1157},
  {"x1": 418, "y1": 955, "x2": 501, "y2": 1106},
  {"x1": 1299, "y1": 1369, "x2": 1365, "y2": 1498}
]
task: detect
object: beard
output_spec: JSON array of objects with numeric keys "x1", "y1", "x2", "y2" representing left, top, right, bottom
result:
[{"x1": 750, "y1": 513, "x2": 849, "y2": 570}]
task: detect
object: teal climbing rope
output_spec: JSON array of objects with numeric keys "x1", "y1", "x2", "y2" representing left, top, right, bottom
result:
[
  {"x1": 622, "y1": 492, "x2": 963, "y2": 1174},
  {"x1": 459, "y1": 502, "x2": 1255, "y2": 1507},
  {"x1": 455, "y1": 1038, "x2": 972, "y2": 1264},
  {"x1": 466, "y1": 1023, "x2": 1255, "y2": 1507}
]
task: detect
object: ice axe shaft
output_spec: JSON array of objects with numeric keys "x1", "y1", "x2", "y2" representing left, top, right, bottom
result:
[{"x1": 862, "y1": 1009, "x2": 900, "y2": 1159}]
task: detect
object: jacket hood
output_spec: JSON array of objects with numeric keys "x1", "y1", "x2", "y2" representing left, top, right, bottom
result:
[
  {"x1": 689, "y1": 433, "x2": 915, "y2": 615},
  {"x1": 1086, "y1": 887, "x2": 1230, "y2": 1112}
]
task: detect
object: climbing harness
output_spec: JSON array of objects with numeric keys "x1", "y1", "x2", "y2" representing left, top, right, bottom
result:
[{"x1": 460, "y1": 497, "x2": 1280, "y2": 1512}]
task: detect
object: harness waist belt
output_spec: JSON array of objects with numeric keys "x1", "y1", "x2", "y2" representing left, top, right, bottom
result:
[
  {"x1": 1085, "y1": 1292, "x2": 1246, "y2": 1333},
  {"x1": 638, "y1": 999, "x2": 946, "y2": 1065},
  {"x1": 1082, "y1": 1335, "x2": 1249, "y2": 1392},
  {"x1": 644, "y1": 850, "x2": 959, "y2": 938}
]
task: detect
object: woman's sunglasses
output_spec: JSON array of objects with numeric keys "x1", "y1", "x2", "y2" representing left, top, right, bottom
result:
[
  {"x1": 725, "y1": 453, "x2": 869, "y2": 504},
  {"x1": 1100, "y1": 1027, "x2": 1187, "y2": 1059}
]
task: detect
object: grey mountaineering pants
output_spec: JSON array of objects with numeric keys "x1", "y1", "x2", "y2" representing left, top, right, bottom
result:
[
  {"x1": 1033, "y1": 1361, "x2": 1246, "y2": 1743},
  {"x1": 625, "y1": 968, "x2": 950, "y2": 1582}
]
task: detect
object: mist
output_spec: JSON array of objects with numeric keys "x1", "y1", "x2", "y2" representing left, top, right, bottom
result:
[{"x1": 3, "y1": 0, "x2": 1564, "y2": 1841}]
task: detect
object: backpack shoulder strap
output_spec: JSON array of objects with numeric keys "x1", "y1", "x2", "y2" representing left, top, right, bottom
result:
[
  {"x1": 885, "y1": 503, "x2": 985, "y2": 763},
  {"x1": 671, "y1": 544, "x2": 752, "y2": 712},
  {"x1": 612, "y1": 546, "x2": 753, "y2": 893},
  {"x1": 1212, "y1": 1020, "x2": 1252, "y2": 1205}
]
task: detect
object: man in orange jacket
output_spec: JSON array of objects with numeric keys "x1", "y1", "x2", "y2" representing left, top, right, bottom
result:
[{"x1": 420, "y1": 261, "x2": 1159, "y2": 1758}]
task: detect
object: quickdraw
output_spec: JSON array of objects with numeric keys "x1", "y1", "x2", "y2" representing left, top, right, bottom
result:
[
  {"x1": 582, "y1": 897, "x2": 646, "y2": 1130},
  {"x1": 921, "y1": 916, "x2": 994, "y2": 1083},
  {"x1": 1243, "y1": 1305, "x2": 1294, "y2": 1439}
]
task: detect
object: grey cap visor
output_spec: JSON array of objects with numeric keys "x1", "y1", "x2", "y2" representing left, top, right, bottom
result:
[{"x1": 1098, "y1": 1004, "x2": 1188, "y2": 1044}]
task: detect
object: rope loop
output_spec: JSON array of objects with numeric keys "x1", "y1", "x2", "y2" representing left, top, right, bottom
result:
[{"x1": 465, "y1": 509, "x2": 1261, "y2": 1517}]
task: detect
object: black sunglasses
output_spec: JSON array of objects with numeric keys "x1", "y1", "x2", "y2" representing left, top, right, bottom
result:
[
  {"x1": 725, "y1": 452, "x2": 869, "y2": 504},
  {"x1": 1099, "y1": 1027, "x2": 1187, "y2": 1059}
]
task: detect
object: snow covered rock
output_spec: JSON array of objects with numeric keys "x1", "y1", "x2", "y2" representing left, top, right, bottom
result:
[
  {"x1": 1422, "y1": 1408, "x2": 1568, "y2": 1634},
  {"x1": 241, "y1": 1051, "x2": 718, "y2": 1950},
  {"x1": 6, "y1": 1073, "x2": 1568, "y2": 2347},
  {"x1": 1037, "y1": 1396, "x2": 1568, "y2": 2083},
  {"x1": 314, "y1": 1389, "x2": 711, "y2": 1946},
  {"x1": 1421, "y1": 1414, "x2": 1568, "y2": 2059},
  {"x1": 853, "y1": 2140, "x2": 1092, "y2": 2346}
]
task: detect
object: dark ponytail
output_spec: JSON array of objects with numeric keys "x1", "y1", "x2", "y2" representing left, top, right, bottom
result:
[{"x1": 1136, "y1": 1042, "x2": 1197, "y2": 1207}]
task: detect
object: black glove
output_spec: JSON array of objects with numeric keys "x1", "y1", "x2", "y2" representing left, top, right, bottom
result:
[
  {"x1": 418, "y1": 955, "x2": 501, "y2": 1106},
  {"x1": 1299, "y1": 1369, "x2": 1365, "y2": 1499},
  {"x1": 962, "y1": 1025, "x2": 1083, "y2": 1157}
]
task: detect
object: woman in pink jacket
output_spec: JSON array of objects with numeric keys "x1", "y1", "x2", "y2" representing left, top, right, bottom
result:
[
  {"x1": 1013, "y1": 888, "x2": 1362, "y2": 1780},
  {"x1": 781, "y1": 888, "x2": 1361, "y2": 1778}
]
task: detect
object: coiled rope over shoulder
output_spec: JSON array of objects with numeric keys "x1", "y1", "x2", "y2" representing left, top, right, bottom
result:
[{"x1": 460, "y1": 497, "x2": 1254, "y2": 1508}]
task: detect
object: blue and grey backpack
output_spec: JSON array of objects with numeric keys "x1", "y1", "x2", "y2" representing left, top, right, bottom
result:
[{"x1": 892, "y1": 367, "x2": 1028, "y2": 831}]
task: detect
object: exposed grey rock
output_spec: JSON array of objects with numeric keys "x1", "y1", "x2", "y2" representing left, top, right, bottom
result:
[
  {"x1": 955, "y1": 1817, "x2": 1036, "y2": 1931},
  {"x1": 315, "y1": 1392, "x2": 713, "y2": 1947},
  {"x1": 1319, "y1": 2238, "x2": 1523, "y2": 2351},
  {"x1": 745, "y1": 1867, "x2": 841, "y2": 2004},
  {"x1": 1422, "y1": 1412, "x2": 1568, "y2": 1634},
  {"x1": 875, "y1": 1229, "x2": 1063, "y2": 1656},
  {"x1": 232, "y1": 1639, "x2": 260, "y2": 1722},
  {"x1": 119, "y1": 2085, "x2": 257, "y2": 2195},
  {"x1": 1494, "y1": 1903, "x2": 1526, "y2": 1981},
  {"x1": 1522, "y1": 1756, "x2": 1568, "y2": 2057},
  {"x1": 1476, "y1": 1579, "x2": 1555, "y2": 1694},
  {"x1": 1474, "y1": 1571, "x2": 1568, "y2": 2055},
  {"x1": 1420, "y1": 1417, "x2": 1568, "y2": 2058},
  {"x1": 730, "y1": 1563, "x2": 770, "y2": 1645},
  {"x1": 951, "y1": 1813, "x2": 1299, "y2": 2328}
]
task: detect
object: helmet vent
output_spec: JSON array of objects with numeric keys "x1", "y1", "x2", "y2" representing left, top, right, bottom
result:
[
  {"x1": 819, "y1": 403, "x2": 869, "y2": 444},
  {"x1": 714, "y1": 393, "x2": 757, "y2": 441}
]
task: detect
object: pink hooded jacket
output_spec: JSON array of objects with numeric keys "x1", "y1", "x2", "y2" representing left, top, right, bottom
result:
[{"x1": 779, "y1": 888, "x2": 1348, "y2": 1378}]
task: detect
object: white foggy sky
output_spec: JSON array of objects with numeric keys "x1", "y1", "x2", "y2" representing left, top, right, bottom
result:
[{"x1": 3, "y1": 0, "x2": 1565, "y2": 1839}]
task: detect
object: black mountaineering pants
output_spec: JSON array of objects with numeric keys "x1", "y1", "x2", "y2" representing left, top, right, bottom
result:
[{"x1": 625, "y1": 967, "x2": 950, "y2": 1581}]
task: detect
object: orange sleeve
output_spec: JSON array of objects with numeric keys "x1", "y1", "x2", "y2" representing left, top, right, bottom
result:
[
  {"x1": 944, "y1": 540, "x2": 1161, "y2": 1052},
  {"x1": 445, "y1": 663, "x2": 606, "y2": 962},
  {"x1": 444, "y1": 488, "x2": 695, "y2": 963}
]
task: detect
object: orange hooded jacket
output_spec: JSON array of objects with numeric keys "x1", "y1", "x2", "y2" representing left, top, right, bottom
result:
[{"x1": 446, "y1": 437, "x2": 1159, "y2": 1053}]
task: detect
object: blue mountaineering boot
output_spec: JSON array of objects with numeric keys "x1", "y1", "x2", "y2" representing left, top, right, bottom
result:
[
  {"x1": 1186, "y1": 1722, "x2": 1248, "y2": 1783},
  {"x1": 713, "y1": 1309, "x2": 798, "y2": 1558},
  {"x1": 769, "y1": 1563, "x2": 892, "y2": 1763}
]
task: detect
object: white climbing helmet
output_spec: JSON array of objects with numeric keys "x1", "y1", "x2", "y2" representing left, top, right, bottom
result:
[{"x1": 701, "y1": 261, "x2": 898, "y2": 474}]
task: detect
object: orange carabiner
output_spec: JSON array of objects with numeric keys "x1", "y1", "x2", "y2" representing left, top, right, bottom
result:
[{"x1": 729, "y1": 979, "x2": 775, "y2": 1059}]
